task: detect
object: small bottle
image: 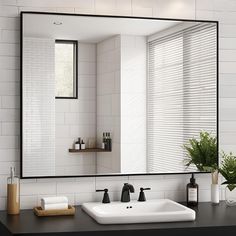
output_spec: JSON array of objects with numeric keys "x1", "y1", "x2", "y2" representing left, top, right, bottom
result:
[
  {"x1": 7, "y1": 167, "x2": 20, "y2": 215},
  {"x1": 107, "y1": 133, "x2": 112, "y2": 151},
  {"x1": 101, "y1": 133, "x2": 106, "y2": 149},
  {"x1": 105, "y1": 133, "x2": 109, "y2": 150},
  {"x1": 75, "y1": 138, "x2": 81, "y2": 150},
  {"x1": 187, "y1": 173, "x2": 198, "y2": 207},
  {"x1": 81, "y1": 139, "x2": 86, "y2": 150}
]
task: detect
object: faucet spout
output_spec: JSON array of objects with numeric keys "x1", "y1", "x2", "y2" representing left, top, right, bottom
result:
[{"x1": 121, "y1": 183, "x2": 135, "y2": 202}]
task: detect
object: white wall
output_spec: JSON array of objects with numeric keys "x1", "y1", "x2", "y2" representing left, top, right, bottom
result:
[
  {"x1": 97, "y1": 35, "x2": 121, "y2": 173},
  {"x1": 96, "y1": 34, "x2": 146, "y2": 174},
  {"x1": 0, "y1": 0, "x2": 234, "y2": 210},
  {"x1": 120, "y1": 35, "x2": 147, "y2": 173},
  {"x1": 55, "y1": 42, "x2": 97, "y2": 176}
]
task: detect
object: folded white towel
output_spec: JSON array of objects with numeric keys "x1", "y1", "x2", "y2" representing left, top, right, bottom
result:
[
  {"x1": 41, "y1": 196, "x2": 68, "y2": 205},
  {"x1": 41, "y1": 203, "x2": 68, "y2": 211}
]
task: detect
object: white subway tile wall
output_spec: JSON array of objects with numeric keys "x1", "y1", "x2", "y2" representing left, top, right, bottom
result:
[
  {"x1": 55, "y1": 43, "x2": 97, "y2": 176},
  {"x1": 23, "y1": 37, "x2": 56, "y2": 177},
  {"x1": 0, "y1": 0, "x2": 233, "y2": 209},
  {"x1": 97, "y1": 35, "x2": 121, "y2": 173}
]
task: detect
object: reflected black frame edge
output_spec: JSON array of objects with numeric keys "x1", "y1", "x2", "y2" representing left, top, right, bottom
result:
[{"x1": 20, "y1": 11, "x2": 219, "y2": 179}]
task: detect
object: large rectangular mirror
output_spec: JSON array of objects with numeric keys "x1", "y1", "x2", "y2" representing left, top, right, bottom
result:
[{"x1": 21, "y1": 12, "x2": 218, "y2": 178}]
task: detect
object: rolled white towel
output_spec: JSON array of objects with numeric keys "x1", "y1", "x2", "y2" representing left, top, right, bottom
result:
[
  {"x1": 42, "y1": 203, "x2": 68, "y2": 211},
  {"x1": 41, "y1": 196, "x2": 68, "y2": 205}
]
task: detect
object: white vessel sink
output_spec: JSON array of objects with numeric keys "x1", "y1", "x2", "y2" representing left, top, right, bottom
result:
[{"x1": 82, "y1": 199, "x2": 196, "y2": 224}]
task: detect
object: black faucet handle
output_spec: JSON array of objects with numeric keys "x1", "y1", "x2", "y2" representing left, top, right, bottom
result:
[
  {"x1": 138, "y1": 187, "x2": 151, "y2": 202},
  {"x1": 96, "y1": 188, "x2": 108, "y2": 192},
  {"x1": 96, "y1": 189, "x2": 110, "y2": 203},
  {"x1": 140, "y1": 187, "x2": 151, "y2": 191}
]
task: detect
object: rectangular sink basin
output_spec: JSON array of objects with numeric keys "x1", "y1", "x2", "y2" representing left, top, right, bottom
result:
[{"x1": 82, "y1": 199, "x2": 196, "y2": 224}]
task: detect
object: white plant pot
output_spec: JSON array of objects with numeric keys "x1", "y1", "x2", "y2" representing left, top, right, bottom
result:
[{"x1": 211, "y1": 184, "x2": 219, "y2": 204}]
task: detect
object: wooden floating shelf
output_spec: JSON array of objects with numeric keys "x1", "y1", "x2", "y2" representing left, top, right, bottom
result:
[{"x1": 69, "y1": 148, "x2": 111, "y2": 153}]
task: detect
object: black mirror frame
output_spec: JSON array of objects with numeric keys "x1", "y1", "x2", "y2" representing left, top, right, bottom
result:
[{"x1": 20, "y1": 11, "x2": 219, "y2": 179}]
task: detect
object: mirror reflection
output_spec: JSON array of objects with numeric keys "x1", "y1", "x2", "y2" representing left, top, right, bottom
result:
[{"x1": 22, "y1": 13, "x2": 217, "y2": 177}]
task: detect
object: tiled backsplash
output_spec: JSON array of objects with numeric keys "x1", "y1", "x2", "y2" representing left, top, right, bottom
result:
[{"x1": 0, "y1": 0, "x2": 236, "y2": 210}]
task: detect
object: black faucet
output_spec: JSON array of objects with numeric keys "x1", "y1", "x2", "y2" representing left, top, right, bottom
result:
[{"x1": 121, "y1": 183, "x2": 135, "y2": 202}]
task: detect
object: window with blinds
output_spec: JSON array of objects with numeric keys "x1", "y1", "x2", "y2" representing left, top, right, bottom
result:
[{"x1": 147, "y1": 23, "x2": 217, "y2": 173}]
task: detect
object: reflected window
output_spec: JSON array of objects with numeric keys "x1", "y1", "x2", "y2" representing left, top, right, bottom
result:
[
  {"x1": 147, "y1": 23, "x2": 217, "y2": 173},
  {"x1": 55, "y1": 40, "x2": 78, "y2": 98}
]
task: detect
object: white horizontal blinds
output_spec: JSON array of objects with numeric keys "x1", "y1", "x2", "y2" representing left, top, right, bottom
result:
[
  {"x1": 147, "y1": 32, "x2": 184, "y2": 173},
  {"x1": 183, "y1": 24, "x2": 217, "y2": 141},
  {"x1": 147, "y1": 23, "x2": 217, "y2": 173}
]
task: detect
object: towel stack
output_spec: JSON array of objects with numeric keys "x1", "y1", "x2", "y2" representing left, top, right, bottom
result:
[{"x1": 41, "y1": 196, "x2": 69, "y2": 210}]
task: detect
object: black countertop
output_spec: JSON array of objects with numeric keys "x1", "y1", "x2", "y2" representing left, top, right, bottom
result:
[{"x1": 0, "y1": 202, "x2": 236, "y2": 236}]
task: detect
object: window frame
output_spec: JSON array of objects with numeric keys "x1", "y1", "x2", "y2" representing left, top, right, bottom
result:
[{"x1": 55, "y1": 39, "x2": 78, "y2": 99}]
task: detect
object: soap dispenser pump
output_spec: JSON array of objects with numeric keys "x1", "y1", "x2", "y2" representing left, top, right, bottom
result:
[{"x1": 187, "y1": 173, "x2": 198, "y2": 207}]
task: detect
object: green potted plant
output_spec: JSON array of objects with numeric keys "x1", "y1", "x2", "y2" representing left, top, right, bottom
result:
[
  {"x1": 184, "y1": 131, "x2": 218, "y2": 204},
  {"x1": 184, "y1": 131, "x2": 218, "y2": 172},
  {"x1": 219, "y1": 151, "x2": 236, "y2": 206}
]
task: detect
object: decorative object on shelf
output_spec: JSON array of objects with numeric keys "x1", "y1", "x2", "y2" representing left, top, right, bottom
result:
[
  {"x1": 75, "y1": 137, "x2": 81, "y2": 150},
  {"x1": 102, "y1": 133, "x2": 106, "y2": 149},
  {"x1": 7, "y1": 167, "x2": 20, "y2": 215},
  {"x1": 184, "y1": 131, "x2": 218, "y2": 204},
  {"x1": 81, "y1": 140, "x2": 86, "y2": 150},
  {"x1": 219, "y1": 151, "x2": 236, "y2": 206},
  {"x1": 106, "y1": 132, "x2": 112, "y2": 151},
  {"x1": 101, "y1": 132, "x2": 112, "y2": 151}
]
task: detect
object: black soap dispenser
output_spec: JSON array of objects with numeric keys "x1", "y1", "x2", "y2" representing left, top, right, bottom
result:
[{"x1": 187, "y1": 173, "x2": 198, "y2": 207}]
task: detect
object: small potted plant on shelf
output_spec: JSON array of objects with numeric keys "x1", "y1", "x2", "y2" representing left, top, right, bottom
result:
[
  {"x1": 184, "y1": 131, "x2": 219, "y2": 204},
  {"x1": 219, "y1": 151, "x2": 236, "y2": 206}
]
